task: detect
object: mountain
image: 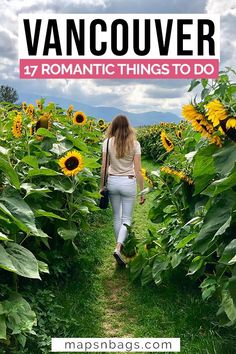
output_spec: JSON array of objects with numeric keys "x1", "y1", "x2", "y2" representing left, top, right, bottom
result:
[{"x1": 18, "y1": 92, "x2": 180, "y2": 127}]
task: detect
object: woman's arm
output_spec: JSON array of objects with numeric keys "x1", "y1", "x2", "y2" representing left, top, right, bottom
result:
[
  {"x1": 134, "y1": 154, "x2": 145, "y2": 204},
  {"x1": 100, "y1": 152, "x2": 107, "y2": 191}
]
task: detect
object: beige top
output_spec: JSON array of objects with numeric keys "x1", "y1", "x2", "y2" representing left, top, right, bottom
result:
[{"x1": 102, "y1": 137, "x2": 141, "y2": 176}]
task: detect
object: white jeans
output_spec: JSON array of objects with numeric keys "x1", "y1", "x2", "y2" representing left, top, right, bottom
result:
[{"x1": 107, "y1": 175, "x2": 137, "y2": 245}]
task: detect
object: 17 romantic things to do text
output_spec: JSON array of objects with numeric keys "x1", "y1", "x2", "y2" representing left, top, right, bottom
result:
[{"x1": 18, "y1": 14, "x2": 220, "y2": 79}]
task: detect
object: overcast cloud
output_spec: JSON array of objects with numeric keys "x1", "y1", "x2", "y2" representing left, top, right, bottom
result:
[{"x1": 0, "y1": 0, "x2": 235, "y2": 115}]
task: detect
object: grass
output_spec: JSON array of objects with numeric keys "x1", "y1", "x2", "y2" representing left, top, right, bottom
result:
[{"x1": 25, "y1": 158, "x2": 236, "y2": 354}]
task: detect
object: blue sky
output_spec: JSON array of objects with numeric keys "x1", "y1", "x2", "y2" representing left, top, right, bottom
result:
[{"x1": 0, "y1": 0, "x2": 236, "y2": 116}]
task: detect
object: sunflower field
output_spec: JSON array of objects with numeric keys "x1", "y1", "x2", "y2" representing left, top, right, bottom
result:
[
  {"x1": 0, "y1": 99, "x2": 109, "y2": 349},
  {"x1": 130, "y1": 68, "x2": 236, "y2": 327}
]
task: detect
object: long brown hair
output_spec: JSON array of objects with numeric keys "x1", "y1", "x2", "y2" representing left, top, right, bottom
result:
[{"x1": 106, "y1": 115, "x2": 136, "y2": 158}]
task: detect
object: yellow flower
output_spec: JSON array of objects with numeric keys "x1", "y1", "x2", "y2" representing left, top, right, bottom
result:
[
  {"x1": 59, "y1": 151, "x2": 84, "y2": 176},
  {"x1": 182, "y1": 104, "x2": 221, "y2": 146},
  {"x1": 67, "y1": 105, "x2": 74, "y2": 117},
  {"x1": 161, "y1": 166, "x2": 193, "y2": 185},
  {"x1": 34, "y1": 113, "x2": 52, "y2": 140},
  {"x1": 21, "y1": 101, "x2": 27, "y2": 112},
  {"x1": 160, "y1": 131, "x2": 174, "y2": 152},
  {"x1": 26, "y1": 104, "x2": 34, "y2": 119},
  {"x1": 12, "y1": 113, "x2": 22, "y2": 138},
  {"x1": 206, "y1": 99, "x2": 228, "y2": 127},
  {"x1": 98, "y1": 118, "x2": 105, "y2": 126},
  {"x1": 175, "y1": 130, "x2": 182, "y2": 139},
  {"x1": 36, "y1": 99, "x2": 43, "y2": 110},
  {"x1": 73, "y1": 111, "x2": 87, "y2": 125},
  {"x1": 226, "y1": 118, "x2": 236, "y2": 129}
]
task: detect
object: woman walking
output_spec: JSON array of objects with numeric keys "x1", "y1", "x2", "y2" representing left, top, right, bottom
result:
[{"x1": 100, "y1": 115, "x2": 145, "y2": 267}]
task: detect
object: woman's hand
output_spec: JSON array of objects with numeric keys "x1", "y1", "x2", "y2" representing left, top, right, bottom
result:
[
  {"x1": 139, "y1": 194, "x2": 146, "y2": 205},
  {"x1": 99, "y1": 187, "x2": 105, "y2": 194}
]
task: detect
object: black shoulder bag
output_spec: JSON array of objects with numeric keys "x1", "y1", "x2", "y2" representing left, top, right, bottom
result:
[{"x1": 99, "y1": 138, "x2": 110, "y2": 209}]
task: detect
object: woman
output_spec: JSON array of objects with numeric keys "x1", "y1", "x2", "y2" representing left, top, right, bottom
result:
[{"x1": 100, "y1": 115, "x2": 146, "y2": 267}]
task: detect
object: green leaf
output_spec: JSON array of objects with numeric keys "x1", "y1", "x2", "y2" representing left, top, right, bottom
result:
[
  {"x1": 50, "y1": 140, "x2": 73, "y2": 155},
  {"x1": 21, "y1": 156, "x2": 39, "y2": 169},
  {"x1": 193, "y1": 192, "x2": 235, "y2": 254},
  {"x1": 35, "y1": 209, "x2": 66, "y2": 220},
  {"x1": 28, "y1": 168, "x2": 59, "y2": 177},
  {"x1": 152, "y1": 257, "x2": 168, "y2": 285},
  {"x1": 0, "y1": 244, "x2": 17, "y2": 273},
  {"x1": 202, "y1": 171, "x2": 236, "y2": 197},
  {"x1": 2, "y1": 293, "x2": 37, "y2": 334},
  {"x1": 188, "y1": 256, "x2": 204, "y2": 275},
  {"x1": 58, "y1": 227, "x2": 77, "y2": 240},
  {"x1": 219, "y1": 239, "x2": 236, "y2": 264},
  {"x1": 220, "y1": 290, "x2": 236, "y2": 322},
  {"x1": 201, "y1": 79, "x2": 208, "y2": 88},
  {"x1": 175, "y1": 233, "x2": 198, "y2": 250},
  {"x1": 213, "y1": 142, "x2": 236, "y2": 176},
  {"x1": 141, "y1": 265, "x2": 153, "y2": 286},
  {"x1": 6, "y1": 243, "x2": 41, "y2": 279},
  {"x1": 0, "y1": 231, "x2": 13, "y2": 241},
  {"x1": 193, "y1": 145, "x2": 217, "y2": 195},
  {"x1": 0, "y1": 314, "x2": 6, "y2": 339},
  {"x1": 0, "y1": 189, "x2": 39, "y2": 235},
  {"x1": 66, "y1": 135, "x2": 89, "y2": 153},
  {"x1": 36, "y1": 128, "x2": 55, "y2": 138},
  {"x1": 201, "y1": 88, "x2": 210, "y2": 100},
  {"x1": 188, "y1": 80, "x2": 200, "y2": 92},
  {"x1": 21, "y1": 183, "x2": 51, "y2": 197},
  {"x1": 83, "y1": 157, "x2": 101, "y2": 169},
  {"x1": 171, "y1": 253, "x2": 182, "y2": 268},
  {"x1": 37, "y1": 260, "x2": 49, "y2": 274},
  {"x1": 0, "y1": 146, "x2": 9, "y2": 155},
  {"x1": 0, "y1": 157, "x2": 20, "y2": 189},
  {"x1": 130, "y1": 253, "x2": 146, "y2": 282}
]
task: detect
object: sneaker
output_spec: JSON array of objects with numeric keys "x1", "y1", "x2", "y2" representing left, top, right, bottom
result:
[{"x1": 113, "y1": 250, "x2": 126, "y2": 267}]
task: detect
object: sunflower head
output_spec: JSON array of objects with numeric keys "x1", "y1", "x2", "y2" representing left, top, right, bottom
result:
[
  {"x1": 26, "y1": 104, "x2": 35, "y2": 119},
  {"x1": 206, "y1": 99, "x2": 228, "y2": 127},
  {"x1": 98, "y1": 119, "x2": 105, "y2": 126},
  {"x1": 175, "y1": 130, "x2": 182, "y2": 139},
  {"x1": 21, "y1": 101, "x2": 27, "y2": 112},
  {"x1": 160, "y1": 131, "x2": 174, "y2": 152},
  {"x1": 220, "y1": 117, "x2": 236, "y2": 142},
  {"x1": 66, "y1": 105, "x2": 74, "y2": 117},
  {"x1": 12, "y1": 113, "x2": 22, "y2": 138},
  {"x1": 73, "y1": 111, "x2": 87, "y2": 126},
  {"x1": 36, "y1": 99, "x2": 43, "y2": 110},
  {"x1": 59, "y1": 151, "x2": 84, "y2": 176}
]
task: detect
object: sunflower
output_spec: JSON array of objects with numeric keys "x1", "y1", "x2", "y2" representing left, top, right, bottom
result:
[
  {"x1": 206, "y1": 99, "x2": 228, "y2": 127},
  {"x1": 175, "y1": 130, "x2": 182, "y2": 139},
  {"x1": 36, "y1": 99, "x2": 43, "y2": 110},
  {"x1": 98, "y1": 118, "x2": 105, "y2": 126},
  {"x1": 33, "y1": 113, "x2": 52, "y2": 140},
  {"x1": 59, "y1": 151, "x2": 84, "y2": 176},
  {"x1": 35, "y1": 113, "x2": 52, "y2": 130},
  {"x1": 182, "y1": 104, "x2": 221, "y2": 146},
  {"x1": 66, "y1": 105, "x2": 74, "y2": 117},
  {"x1": 12, "y1": 113, "x2": 22, "y2": 138},
  {"x1": 161, "y1": 166, "x2": 193, "y2": 185},
  {"x1": 226, "y1": 118, "x2": 236, "y2": 129},
  {"x1": 73, "y1": 111, "x2": 87, "y2": 125},
  {"x1": 26, "y1": 104, "x2": 35, "y2": 119},
  {"x1": 160, "y1": 131, "x2": 174, "y2": 152},
  {"x1": 141, "y1": 168, "x2": 153, "y2": 186},
  {"x1": 99, "y1": 123, "x2": 108, "y2": 132},
  {"x1": 21, "y1": 101, "x2": 27, "y2": 112}
]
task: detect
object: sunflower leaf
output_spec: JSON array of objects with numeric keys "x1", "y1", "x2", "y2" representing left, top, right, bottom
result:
[
  {"x1": 36, "y1": 128, "x2": 55, "y2": 138},
  {"x1": 0, "y1": 157, "x2": 20, "y2": 189}
]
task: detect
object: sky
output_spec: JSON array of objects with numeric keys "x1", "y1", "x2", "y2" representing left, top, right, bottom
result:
[{"x1": 0, "y1": 0, "x2": 236, "y2": 116}]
